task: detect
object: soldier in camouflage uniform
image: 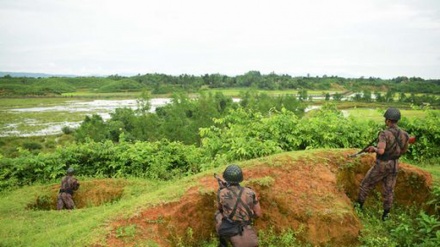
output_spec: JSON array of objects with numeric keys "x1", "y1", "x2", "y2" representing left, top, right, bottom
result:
[
  {"x1": 57, "y1": 167, "x2": 80, "y2": 210},
  {"x1": 215, "y1": 164, "x2": 262, "y2": 247},
  {"x1": 356, "y1": 108, "x2": 409, "y2": 220}
]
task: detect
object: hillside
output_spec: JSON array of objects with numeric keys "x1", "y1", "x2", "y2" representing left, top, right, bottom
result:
[
  {"x1": 2, "y1": 149, "x2": 433, "y2": 247},
  {"x1": 97, "y1": 150, "x2": 432, "y2": 247}
]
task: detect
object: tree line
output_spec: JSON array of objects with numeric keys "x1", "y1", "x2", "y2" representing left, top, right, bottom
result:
[{"x1": 1, "y1": 71, "x2": 440, "y2": 96}]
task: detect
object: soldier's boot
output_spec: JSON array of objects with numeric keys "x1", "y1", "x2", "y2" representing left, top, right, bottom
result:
[
  {"x1": 218, "y1": 237, "x2": 228, "y2": 247},
  {"x1": 382, "y1": 209, "x2": 390, "y2": 221}
]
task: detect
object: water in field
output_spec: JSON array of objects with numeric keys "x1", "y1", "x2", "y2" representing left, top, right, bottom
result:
[{"x1": 0, "y1": 98, "x2": 172, "y2": 137}]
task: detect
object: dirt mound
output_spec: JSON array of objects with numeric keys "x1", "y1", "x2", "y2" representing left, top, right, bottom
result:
[
  {"x1": 338, "y1": 153, "x2": 433, "y2": 210},
  {"x1": 100, "y1": 150, "x2": 432, "y2": 247},
  {"x1": 27, "y1": 179, "x2": 127, "y2": 210}
]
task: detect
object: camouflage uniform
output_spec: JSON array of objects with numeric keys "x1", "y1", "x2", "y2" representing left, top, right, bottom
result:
[
  {"x1": 57, "y1": 175, "x2": 80, "y2": 210},
  {"x1": 358, "y1": 126, "x2": 409, "y2": 212},
  {"x1": 216, "y1": 185, "x2": 261, "y2": 247}
]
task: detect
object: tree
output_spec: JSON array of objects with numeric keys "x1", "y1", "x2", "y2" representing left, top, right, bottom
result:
[
  {"x1": 374, "y1": 91, "x2": 384, "y2": 102},
  {"x1": 362, "y1": 90, "x2": 372, "y2": 102},
  {"x1": 385, "y1": 91, "x2": 395, "y2": 102},
  {"x1": 332, "y1": 93, "x2": 343, "y2": 101},
  {"x1": 298, "y1": 89, "x2": 308, "y2": 101},
  {"x1": 136, "y1": 90, "x2": 152, "y2": 114},
  {"x1": 75, "y1": 115, "x2": 108, "y2": 142}
]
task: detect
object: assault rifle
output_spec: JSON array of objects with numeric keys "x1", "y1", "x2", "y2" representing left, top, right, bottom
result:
[
  {"x1": 214, "y1": 173, "x2": 229, "y2": 189},
  {"x1": 348, "y1": 137, "x2": 377, "y2": 158},
  {"x1": 348, "y1": 135, "x2": 417, "y2": 158}
]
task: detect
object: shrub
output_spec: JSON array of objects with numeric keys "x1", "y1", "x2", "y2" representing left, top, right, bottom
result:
[
  {"x1": 22, "y1": 142, "x2": 42, "y2": 151},
  {"x1": 61, "y1": 126, "x2": 74, "y2": 135}
]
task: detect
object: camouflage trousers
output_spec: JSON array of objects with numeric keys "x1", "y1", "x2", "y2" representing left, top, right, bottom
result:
[
  {"x1": 57, "y1": 192, "x2": 75, "y2": 210},
  {"x1": 358, "y1": 159, "x2": 399, "y2": 211},
  {"x1": 215, "y1": 211, "x2": 258, "y2": 247}
]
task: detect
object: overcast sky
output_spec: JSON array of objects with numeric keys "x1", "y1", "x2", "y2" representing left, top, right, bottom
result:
[{"x1": 1, "y1": 0, "x2": 439, "y2": 79}]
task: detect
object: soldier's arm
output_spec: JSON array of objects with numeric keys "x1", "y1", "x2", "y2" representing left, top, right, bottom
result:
[
  {"x1": 252, "y1": 192, "x2": 262, "y2": 218},
  {"x1": 376, "y1": 141, "x2": 386, "y2": 155},
  {"x1": 73, "y1": 179, "x2": 80, "y2": 190},
  {"x1": 253, "y1": 202, "x2": 262, "y2": 218},
  {"x1": 401, "y1": 132, "x2": 410, "y2": 154},
  {"x1": 217, "y1": 190, "x2": 224, "y2": 213},
  {"x1": 369, "y1": 131, "x2": 386, "y2": 155}
]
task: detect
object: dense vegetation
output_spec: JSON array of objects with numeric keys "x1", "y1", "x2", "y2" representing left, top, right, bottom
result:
[
  {"x1": 2, "y1": 72, "x2": 440, "y2": 101},
  {"x1": 1, "y1": 73, "x2": 440, "y2": 246},
  {"x1": 1, "y1": 91, "x2": 439, "y2": 191}
]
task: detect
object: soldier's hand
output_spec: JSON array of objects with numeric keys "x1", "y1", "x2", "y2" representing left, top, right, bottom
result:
[{"x1": 366, "y1": 146, "x2": 376, "y2": 153}]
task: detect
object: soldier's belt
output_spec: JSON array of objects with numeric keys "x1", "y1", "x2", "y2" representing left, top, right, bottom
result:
[{"x1": 59, "y1": 189, "x2": 73, "y2": 195}]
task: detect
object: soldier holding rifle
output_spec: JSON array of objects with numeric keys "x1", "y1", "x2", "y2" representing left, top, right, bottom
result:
[{"x1": 355, "y1": 108, "x2": 412, "y2": 221}]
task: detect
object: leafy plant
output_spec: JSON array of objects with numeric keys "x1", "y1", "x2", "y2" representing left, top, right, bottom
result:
[
  {"x1": 427, "y1": 186, "x2": 440, "y2": 214},
  {"x1": 258, "y1": 226, "x2": 307, "y2": 247}
]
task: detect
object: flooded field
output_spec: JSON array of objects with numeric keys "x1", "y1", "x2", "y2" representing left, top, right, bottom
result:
[
  {"x1": 0, "y1": 96, "x2": 430, "y2": 137},
  {"x1": 0, "y1": 98, "x2": 171, "y2": 137}
]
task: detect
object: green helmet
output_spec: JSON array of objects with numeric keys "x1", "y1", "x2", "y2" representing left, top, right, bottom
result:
[
  {"x1": 67, "y1": 167, "x2": 75, "y2": 174},
  {"x1": 384, "y1": 108, "x2": 401, "y2": 121},
  {"x1": 223, "y1": 164, "x2": 243, "y2": 184}
]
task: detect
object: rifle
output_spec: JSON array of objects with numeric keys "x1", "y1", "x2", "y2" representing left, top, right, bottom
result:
[
  {"x1": 348, "y1": 137, "x2": 377, "y2": 158},
  {"x1": 348, "y1": 132, "x2": 418, "y2": 158},
  {"x1": 214, "y1": 173, "x2": 229, "y2": 189}
]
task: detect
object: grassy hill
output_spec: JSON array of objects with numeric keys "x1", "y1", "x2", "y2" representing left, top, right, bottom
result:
[{"x1": 0, "y1": 149, "x2": 436, "y2": 247}]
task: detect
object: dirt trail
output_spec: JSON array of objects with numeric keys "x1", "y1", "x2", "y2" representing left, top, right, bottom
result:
[{"x1": 96, "y1": 150, "x2": 432, "y2": 247}]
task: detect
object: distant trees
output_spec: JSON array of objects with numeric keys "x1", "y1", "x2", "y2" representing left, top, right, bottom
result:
[{"x1": 1, "y1": 71, "x2": 440, "y2": 98}]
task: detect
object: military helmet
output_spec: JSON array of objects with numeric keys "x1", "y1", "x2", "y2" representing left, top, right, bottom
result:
[
  {"x1": 223, "y1": 164, "x2": 243, "y2": 183},
  {"x1": 67, "y1": 167, "x2": 75, "y2": 174},
  {"x1": 384, "y1": 108, "x2": 401, "y2": 121}
]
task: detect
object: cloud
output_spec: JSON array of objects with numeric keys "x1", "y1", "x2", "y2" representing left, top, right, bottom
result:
[{"x1": 0, "y1": 0, "x2": 439, "y2": 78}]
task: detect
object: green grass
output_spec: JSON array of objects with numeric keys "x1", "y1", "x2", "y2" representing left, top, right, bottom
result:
[
  {"x1": 0, "y1": 98, "x2": 80, "y2": 108},
  {"x1": 200, "y1": 88, "x2": 345, "y2": 97},
  {"x1": 0, "y1": 177, "x2": 189, "y2": 247},
  {"x1": 418, "y1": 165, "x2": 440, "y2": 186},
  {"x1": 61, "y1": 91, "x2": 142, "y2": 98},
  {"x1": 345, "y1": 108, "x2": 436, "y2": 123},
  {"x1": 0, "y1": 151, "x2": 439, "y2": 246}
]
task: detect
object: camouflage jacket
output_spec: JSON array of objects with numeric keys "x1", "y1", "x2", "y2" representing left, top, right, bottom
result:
[
  {"x1": 217, "y1": 185, "x2": 259, "y2": 223},
  {"x1": 59, "y1": 175, "x2": 80, "y2": 194},
  {"x1": 377, "y1": 126, "x2": 409, "y2": 161}
]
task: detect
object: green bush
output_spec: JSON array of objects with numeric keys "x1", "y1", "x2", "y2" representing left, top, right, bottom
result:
[
  {"x1": 61, "y1": 126, "x2": 74, "y2": 135},
  {"x1": 400, "y1": 109, "x2": 440, "y2": 162},
  {"x1": 22, "y1": 142, "x2": 43, "y2": 151}
]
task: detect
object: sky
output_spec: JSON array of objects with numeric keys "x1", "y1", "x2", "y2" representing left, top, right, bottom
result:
[{"x1": 1, "y1": 0, "x2": 439, "y2": 79}]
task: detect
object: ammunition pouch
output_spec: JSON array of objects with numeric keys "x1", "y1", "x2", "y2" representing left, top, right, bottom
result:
[
  {"x1": 218, "y1": 218, "x2": 244, "y2": 237},
  {"x1": 377, "y1": 155, "x2": 400, "y2": 161}
]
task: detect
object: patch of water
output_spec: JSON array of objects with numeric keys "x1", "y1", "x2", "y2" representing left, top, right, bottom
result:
[
  {"x1": 10, "y1": 98, "x2": 172, "y2": 114},
  {"x1": 1, "y1": 98, "x2": 172, "y2": 137}
]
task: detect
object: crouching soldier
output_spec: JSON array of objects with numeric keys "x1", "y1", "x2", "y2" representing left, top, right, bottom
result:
[
  {"x1": 57, "y1": 167, "x2": 80, "y2": 210},
  {"x1": 215, "y1": 164, "x2": 262, "y2": 247}
]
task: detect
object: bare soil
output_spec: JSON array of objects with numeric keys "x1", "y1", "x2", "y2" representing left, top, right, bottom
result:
[
  {"x1": 94, "y1": 150, "x2": 432, "y2": 247},
  {"x1": 27, "y1": 179, "x2": 127, "y2": 210}
]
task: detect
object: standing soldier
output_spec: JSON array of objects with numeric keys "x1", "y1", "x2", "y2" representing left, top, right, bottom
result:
[
  {"x1": 57, "y1": 167, "x2": 80, "y2": 210},
  {"x1": 356, "y1": 108, "x2": 410, "y2": 220},
  {"x1": 215, "y1": 164, "x2": 262, "y2": 247}
]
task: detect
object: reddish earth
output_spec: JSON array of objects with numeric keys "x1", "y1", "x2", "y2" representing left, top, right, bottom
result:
[
  {"x1": 89, "y1": 150, "x2": 433, "y2": 247},
  {"x1": 28, "y1": 179, "x2": 127, "y2": 210}
]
